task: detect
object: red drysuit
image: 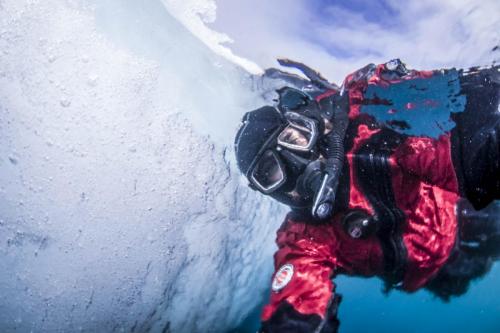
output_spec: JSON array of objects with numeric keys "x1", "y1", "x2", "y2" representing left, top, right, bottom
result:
[{"x1": 262, "y1": 63, "x2": 462, "y2": 330}]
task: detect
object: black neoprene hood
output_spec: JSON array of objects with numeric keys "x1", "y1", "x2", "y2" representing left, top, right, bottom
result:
[{"x1": 234, "y1": 106, "x2": 284, "y2": 177}]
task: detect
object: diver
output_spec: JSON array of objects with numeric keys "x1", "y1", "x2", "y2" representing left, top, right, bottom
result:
[{"x1": 234, "y1": 59, "x2": 500, "y2": 333}]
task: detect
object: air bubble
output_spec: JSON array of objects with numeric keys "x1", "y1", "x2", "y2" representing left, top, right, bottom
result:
[
  {"x1": 60, "y1": 98, "x2": 71, "y2": 107},
  {"x1": 87, "y1": 74, "x2": 98, "y2": 87},
  {"x1": 48, "y1": 54, "x2": 57, "y2": 63}
]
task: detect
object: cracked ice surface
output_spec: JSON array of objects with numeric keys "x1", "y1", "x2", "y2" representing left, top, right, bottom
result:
[{"x1": 0, "y1": 0, "x2": 285, "y2": 332}]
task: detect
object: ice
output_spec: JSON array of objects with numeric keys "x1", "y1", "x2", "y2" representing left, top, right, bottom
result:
[
  {"x1": 0, "y1": 0, "x2": 284, "y2": 332},
  {"x1": 59, "y1": 98, "x2": 72, "y2": 108}
]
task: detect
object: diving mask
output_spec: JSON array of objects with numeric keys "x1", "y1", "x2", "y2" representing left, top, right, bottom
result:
[{"x1": 248, "y1": 112, "x2": 319, "y2": 194}]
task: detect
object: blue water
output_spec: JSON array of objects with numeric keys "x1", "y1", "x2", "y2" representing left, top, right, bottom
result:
[
  {"x1": 361, "y1": 70, "x2": 466, "y2": 138},
  {"x1": 233, "y1": 263, "x2": 500, "y2": 332}
]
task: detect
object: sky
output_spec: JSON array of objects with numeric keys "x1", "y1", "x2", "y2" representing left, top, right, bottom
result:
[{"x1": 210, "y1": 0, "x2": 499, "y2": 82}]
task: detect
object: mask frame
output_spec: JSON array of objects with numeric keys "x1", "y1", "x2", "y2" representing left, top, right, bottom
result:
[{"x1": 277, "y1": 112, "x2": 319, "y2": 152}]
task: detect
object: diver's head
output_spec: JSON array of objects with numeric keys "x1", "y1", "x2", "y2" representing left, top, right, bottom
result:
[{"x1": 234, "y1": 98, "x2": 326, "y2": 210}]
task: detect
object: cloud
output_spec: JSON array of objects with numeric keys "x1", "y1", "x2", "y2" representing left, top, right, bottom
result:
[{"x1": 211, "y1": 0, "x2": 499, "y2": 83}]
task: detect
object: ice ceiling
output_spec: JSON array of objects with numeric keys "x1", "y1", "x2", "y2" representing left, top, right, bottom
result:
[{"x1": 0, "y1": 0, "x2": 285, "y2": 332}]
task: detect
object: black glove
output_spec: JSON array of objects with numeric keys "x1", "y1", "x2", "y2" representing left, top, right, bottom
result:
[{"x1": 259, "y1": 294, "x2": 342, "y2": 333}]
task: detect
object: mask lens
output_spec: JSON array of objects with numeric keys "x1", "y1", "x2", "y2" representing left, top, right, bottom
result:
[
  {"x1": 278, "y1": 126, "x2": 312, "y2": 149},
  {"x1": 277, "y1": 112, "x2": 318, "y2": 151},
  {"x1": 251, "y1": 150, "x2": 285, "y2": 193}
]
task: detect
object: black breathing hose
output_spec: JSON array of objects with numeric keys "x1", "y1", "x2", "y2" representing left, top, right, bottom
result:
[{"x1": 311, "y1": 92, "x2": 350, "y2": 219}]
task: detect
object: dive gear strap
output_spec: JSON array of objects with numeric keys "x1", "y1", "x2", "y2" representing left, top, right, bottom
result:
[{"x1": 354, "y1": 129, "x2": 408, "y2": 286}]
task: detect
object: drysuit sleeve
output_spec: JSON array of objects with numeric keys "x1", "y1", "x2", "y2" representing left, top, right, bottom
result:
[
  {"x1": 393, "y1": 134, "x2": 460, "y2": 194},
  {"x1": 260, "y1": 217, "x2": 341, "y2": 333}
]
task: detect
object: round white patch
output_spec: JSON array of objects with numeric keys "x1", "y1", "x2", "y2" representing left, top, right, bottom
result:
[{"x1": 271, "y1": 263, "x2": 294, "y2": 292}]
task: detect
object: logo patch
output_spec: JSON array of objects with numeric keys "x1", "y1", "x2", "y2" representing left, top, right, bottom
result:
[{"x1": 272, "y1": 263, "x2": 294, "y2": 292}]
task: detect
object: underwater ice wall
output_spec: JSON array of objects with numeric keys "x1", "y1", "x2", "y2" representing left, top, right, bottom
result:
[{"x1": 0, "y1": 0, "x2": 285, "y2": 332}]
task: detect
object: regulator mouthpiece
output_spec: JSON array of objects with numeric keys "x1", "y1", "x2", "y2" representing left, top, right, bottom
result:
[
  {"x1": 316, "y1": 202, "x2": 333, "y2": 220},
  {"x1": 311, "y1": 173, "x2": 339, "y2": 220}
]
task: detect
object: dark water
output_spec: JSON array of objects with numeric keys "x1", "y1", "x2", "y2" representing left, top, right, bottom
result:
[
  {"x1": 232, "y1": 200, "x2": 500, "y2": 332},
  {"x1": 233, "y1": 263, "x2": 500, "y2": 333},
  {"x1": 232, "y1": 202, "x2": 500, "y2": 332}
]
